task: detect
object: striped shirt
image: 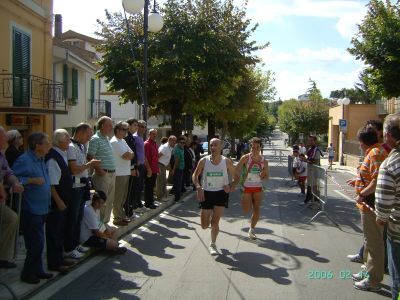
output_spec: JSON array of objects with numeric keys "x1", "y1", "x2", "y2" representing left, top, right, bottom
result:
[
  {"x1": 355, "y1": 143, "x2": 386, "y2": 211},
  {"x1": 87, "y1": 131, "x2": 115, "y2": 170},
  {"x1": 375, "y1": 148, "x2": 400, "y2": 244}
]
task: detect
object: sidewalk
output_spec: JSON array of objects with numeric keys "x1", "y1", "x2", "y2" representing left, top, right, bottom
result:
[{"x1": 0, "y1": 186, "x2": 190, "y2": 300}]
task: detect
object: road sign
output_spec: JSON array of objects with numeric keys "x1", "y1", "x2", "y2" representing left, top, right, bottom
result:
[{"x1": 339, "y1": 119, "x2": 347, "y2": 132}]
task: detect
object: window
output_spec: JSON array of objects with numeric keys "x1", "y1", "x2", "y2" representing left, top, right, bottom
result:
[{"x1": 12, "y1": 27, "x2": 31, "y2": 107}]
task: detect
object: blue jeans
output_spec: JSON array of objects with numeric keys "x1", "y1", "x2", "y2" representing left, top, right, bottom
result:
[
  {"x1": 21, "y1": 211, "x2": 46, "y2": 276},
  {"x1": 387, "y1": 237, "x2": 400, "y2": 300},
  {"x1": 64, "y1": 186, "x2": 86, "y2": 252}
]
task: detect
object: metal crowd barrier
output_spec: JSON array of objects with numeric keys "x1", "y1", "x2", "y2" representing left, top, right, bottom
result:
[{"x1": 305, "y1": 163, "x2": 338, "y2": 226}]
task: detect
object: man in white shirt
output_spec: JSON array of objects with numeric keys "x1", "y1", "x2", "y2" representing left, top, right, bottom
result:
[
  {"x1": 156, "y1": 135, "x2": 176, "y2": 200},
  {"x1": 65, "y1": 123, "x2": 100, "y2": 259},
  {"x1": 110, "y1": 122, "x2": 134, "y2": 226}
]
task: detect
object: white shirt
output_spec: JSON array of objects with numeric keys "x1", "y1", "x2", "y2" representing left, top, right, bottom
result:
[
  {"x1": 158, "y1": 143, "x2": 173, "y2": 166},
  {"x1": 297, "y1": 160, "x2": 308, "y2": 177},
  {"x1": 67, "y1": 140, "x2": 88, "y2": 188},
  {"x1": 202, "y1": 156, "x2": 229, "y2": 191},
  {"x1": 46, "y1": 147, "x2": 68, "y2": 185},
  {"x1": 299, "y1": 146, "x2": 307, "y2": 154},
  {"x1": 80, "y1": 204, "x2": 104, "y2": 243},
  {"x1": 327, "y1": 146, "x2": 334, "y2": 157},
  {"x1": 110, "y1": 136, "x2": 132, "y2": 176}
]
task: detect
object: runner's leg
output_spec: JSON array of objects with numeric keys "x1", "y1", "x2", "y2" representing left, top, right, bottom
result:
[
  {"x1": 250, "y1": 192, "x2": 262, "y2": 229},
  {"x1": 210, "y1": 206, "x2": 225, "y2": 244},
  {"x1": 200, "y1": 209, "x2": 213, "y2": 229},
  {"x1": 241, "y1": 192, "x2": 252, "y2": 214}
]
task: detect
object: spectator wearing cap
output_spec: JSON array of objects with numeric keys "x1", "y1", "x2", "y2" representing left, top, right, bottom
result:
[
  {"x1": 5, "y1": 129, "x2": 24, "y2": 168},
  {"x1": 65, "y1": 123, "x2": 100, "y2": 259},
  {"x1": 110, "y1": 122, "x2": 134, "y2": 226},
  {"x1": 45, "y1": 129, "x2": 74, "y2": 273},
  {"x1": 13, "y1": 132, "x2": 51, "y2": 284},
  {"x1": 0, "y1": 126, "x2": 24, "y2": 269},
  {"x1": 144, "y1": 129, "x2": 159, "y2": 209},
  {"x1": 87, "y1": 116, "x2": 116, "y2": 223}
]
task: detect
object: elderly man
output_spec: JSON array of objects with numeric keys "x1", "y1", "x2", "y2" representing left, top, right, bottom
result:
[
  {"x1": 45, "y1": 129, "x2": 74, "y2": 273},
  {"x1": 110, "y1": 122, "x2": 134, "y2": 226},
  {"x1": 65, "y1": 123, "x2": 99, "y2": 259},
  {"x1": 144, "y1": 129, "x2": 159, "y2": 209},
  {"x1": 0, "y1": 126, "x2": 24, "y2": 269},
  {"x1": 87, "y1": 116, "x2": 116, "y2": 223},
  {"x1": 375, "y1": 114, "x2": 400, "y2": 300},
  {"x1": 13, "y1": 132, "x2": 51, "y2": 284},
  {"x1": 157, "y1": 135, "x2": 176, "y2": 200}
]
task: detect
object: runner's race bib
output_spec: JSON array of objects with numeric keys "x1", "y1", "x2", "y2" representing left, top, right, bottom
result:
[
  {"x1": 206, "y1": 171, "x2": 224, "y2": 189},
  {"x1": 247, "y1": 166, "x2": 261, "y2": 183}
]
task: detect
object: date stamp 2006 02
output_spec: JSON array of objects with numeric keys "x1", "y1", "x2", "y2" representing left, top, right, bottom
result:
[{"x1": 307, "y1": 269, "x2": 369, "y2": 280}]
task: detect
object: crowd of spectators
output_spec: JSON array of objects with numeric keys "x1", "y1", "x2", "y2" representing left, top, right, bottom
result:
[{"x1": 0, "y1": 116, "x2": 203, "y2": 285}]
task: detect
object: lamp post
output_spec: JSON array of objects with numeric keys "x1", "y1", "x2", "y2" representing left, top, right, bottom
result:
[
  {"x1": 337, "y1": 96, "x2": 350, "y2": 166},
  {"x1": 122, "y1": 0, "x2": 164, "y2": 122}
]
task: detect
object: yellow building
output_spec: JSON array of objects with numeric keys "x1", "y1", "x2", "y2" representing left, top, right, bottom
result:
[
  {"x1": 328, "y1": 104, "x2": 378, "y2": 167},
  {"x1": 0, "y1": 0, "x2": 66, "y2": 141}
]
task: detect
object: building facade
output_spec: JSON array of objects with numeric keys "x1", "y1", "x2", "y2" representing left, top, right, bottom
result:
[{"x1": 0, "y1": 0, "x2": 66, "y2": 140}]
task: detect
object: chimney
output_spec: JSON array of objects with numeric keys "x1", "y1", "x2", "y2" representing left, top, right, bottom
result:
[{"x1": 54, "y1": 14, "x2": 62, "y2": 39}]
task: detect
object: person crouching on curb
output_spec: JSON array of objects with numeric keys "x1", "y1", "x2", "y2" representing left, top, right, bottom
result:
[{"x1": 80, "y1": 190, "x2": 127, "y2": 254}]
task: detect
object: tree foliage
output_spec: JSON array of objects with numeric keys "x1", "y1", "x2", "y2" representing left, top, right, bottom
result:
[
  {"x1": 96, "y1": 0, "x2": 270, "y2": 136},
  {"x1": 348, "y1": 0, "x2": 400, "y2": 97}
]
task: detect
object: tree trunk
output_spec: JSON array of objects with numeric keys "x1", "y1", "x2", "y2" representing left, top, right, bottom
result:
[
  {"x1": 170, "y1": 102, "x2": 183, "y2": 137},
  {"x1": 208, "y1": 115, "x2": 216, "y2": 142}
]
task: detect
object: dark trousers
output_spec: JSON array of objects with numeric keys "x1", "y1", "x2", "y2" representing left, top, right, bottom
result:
[
  {"x1": 183, "y1": 167, "x2": 192, "y2": 187},
  {"x1": 126, "y1": 165, "x2": 145, "y2": 212},
  {"x1": 64, "y1": 187, "x2": 86, "y2": 252},
  {"x1": 173, "y1": 169, "x2": 184, "y2": 201},
  {"x1": 21, "y1": 211, "x2": 46, "y2": 276},
  {"x1": 144, "y1": 173, "x2": 157, "y2": 206},
  {"x1": 46, "y1": 209, "x2": 67, "y2": 269},
  {"x1": 387, "y1": 237, "x2": 400, "y2": 300}
]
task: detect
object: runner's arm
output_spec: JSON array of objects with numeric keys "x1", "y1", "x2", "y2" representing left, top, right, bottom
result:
[
  {"x1": 260, "y1": 160, "x2": 269, "y2": 180},
  {"x1": 192, "y1": 158, "x2": 205, "y2": 189},
  {"x1": 226, "y1": 159, "x2": 238, "y2": 190}
]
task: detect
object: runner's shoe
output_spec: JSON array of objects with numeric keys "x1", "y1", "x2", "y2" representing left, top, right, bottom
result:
[
  {"x1": 248, "y1": 228, "x2": 257, "y2": 240},
  {"x1": 209, "y1": 243, "x2": 219, "y2": 256}
]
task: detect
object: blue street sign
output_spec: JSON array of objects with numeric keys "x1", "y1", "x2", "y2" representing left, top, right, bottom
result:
[{"x1": 339, "y1": 119, "x2": 347, "y2": 132}]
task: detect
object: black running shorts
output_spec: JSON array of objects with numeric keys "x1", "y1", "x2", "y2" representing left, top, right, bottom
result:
[{"x1": 199, "y1": 190, "x2": 229, "y2": 209}]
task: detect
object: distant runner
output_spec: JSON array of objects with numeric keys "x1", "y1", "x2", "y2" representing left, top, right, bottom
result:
[
  {"x1": 192, "y1": 138, "x2": 237, "y2": 255},
  {"x1": 236, "y1": 137, "x2": 269, "y2": 239}
]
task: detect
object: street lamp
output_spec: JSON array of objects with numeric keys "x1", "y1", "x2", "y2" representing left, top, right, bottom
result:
[
  {"x1": 337, "y1": 96, "x2": 350, "y2": 166},
  {"x1": 122, "y1": 0, "x2": 164, "y2": 122}
]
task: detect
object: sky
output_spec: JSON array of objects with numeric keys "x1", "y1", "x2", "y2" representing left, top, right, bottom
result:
[{"x1": 53, "y1": 0, "x2": 370, "y2": 100}]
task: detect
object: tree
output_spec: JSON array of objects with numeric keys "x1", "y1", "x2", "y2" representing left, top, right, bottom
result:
[
  {"x1": 348, "y1": 0, "x2": 400, "y2": 97},
  {"x1": 307, "y1": 78, "x2": 323, "y2": 101},
  {"x1": 96, "y1": 0, "x2": 266, "y2": 136},
  {"x1": 277, "y1": 97, "x2": 329, "y2": 142}
]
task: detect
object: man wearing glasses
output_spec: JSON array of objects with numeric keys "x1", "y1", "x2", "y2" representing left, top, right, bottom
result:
[{"x1": 110, "y1": 122, "x2": 134, "y2": 226}]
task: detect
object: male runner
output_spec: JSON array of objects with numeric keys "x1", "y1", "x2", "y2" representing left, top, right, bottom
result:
[{"x1": 192, "y1": 138, "x2": 237, "y2": 255}]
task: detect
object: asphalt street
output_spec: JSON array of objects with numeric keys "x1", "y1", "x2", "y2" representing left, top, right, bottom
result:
[{"x1": 29, "y1": 133, "x2": 392, "y2": 300}]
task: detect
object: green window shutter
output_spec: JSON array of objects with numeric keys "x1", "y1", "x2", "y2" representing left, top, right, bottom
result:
[
  {"x1": 90, "y1": 78, "x2": 95, "y2": 102},
  {"x1": 12, "y1": 28, "x2": 30, "y2": 107},
  {"x1": 71, "y1": 68, "x2": 78, "y2": 103},
  {"x1": 63, "y1": 64, "x2": 68, "y2": 99}
]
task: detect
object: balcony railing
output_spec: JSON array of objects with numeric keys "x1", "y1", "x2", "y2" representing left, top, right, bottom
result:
[
  {"x1": 377, "y1": 97, "x2": 400, "y2": 115},
  {"x1": 0, "y1": 73, "x2": 66, "y2": 113},
  {"x1": 89, "y1": 99, "x2": 111, "y2": 119}
]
